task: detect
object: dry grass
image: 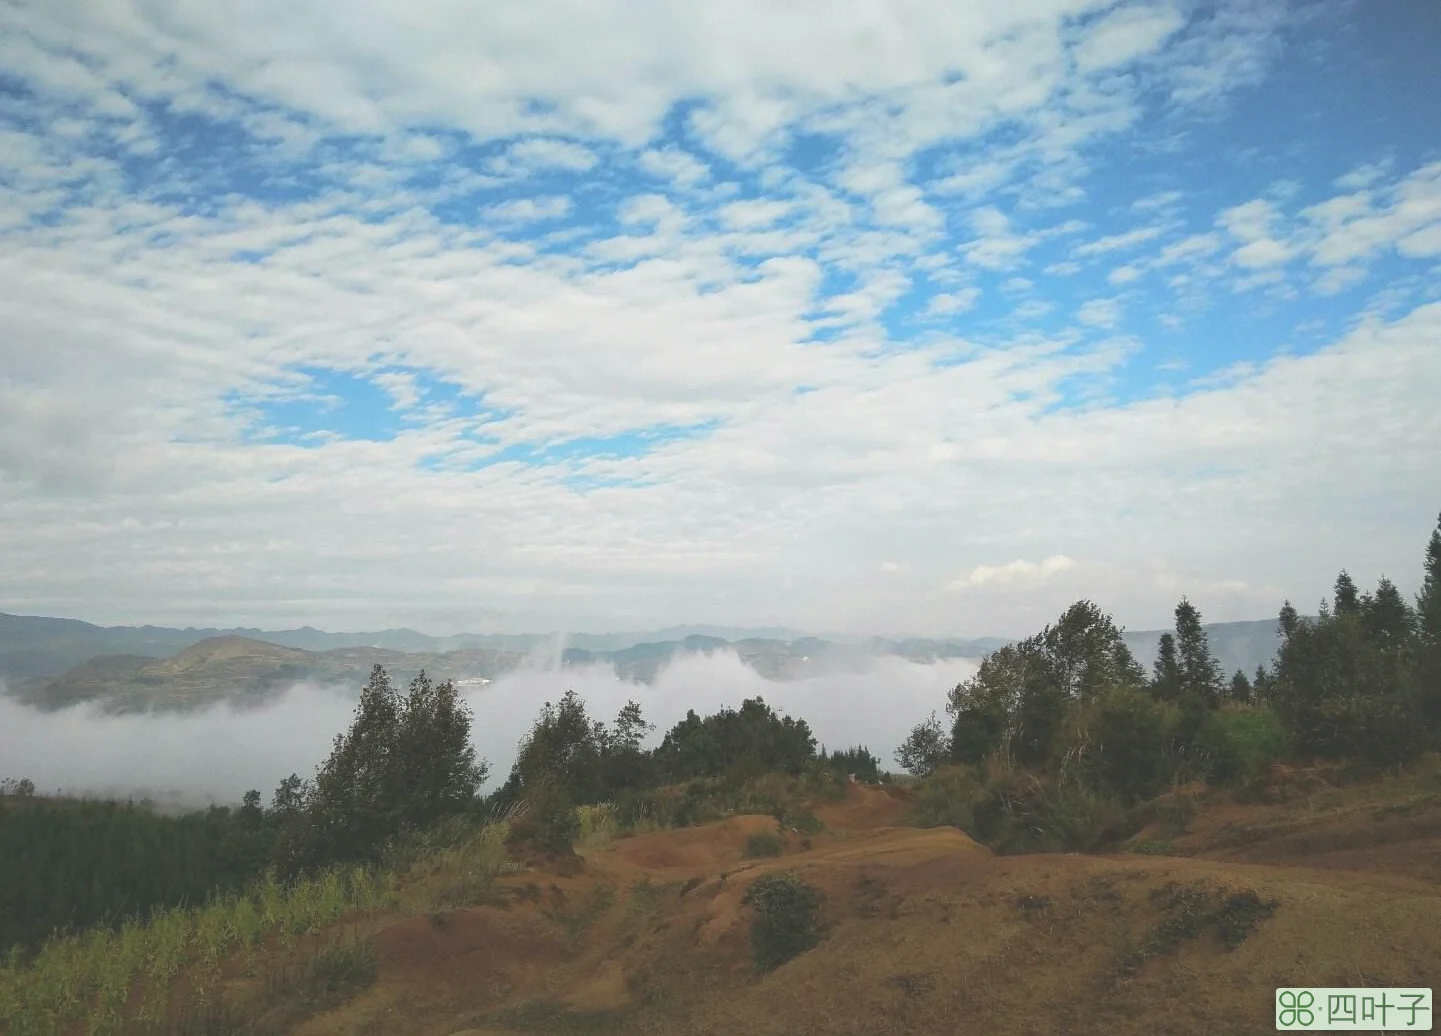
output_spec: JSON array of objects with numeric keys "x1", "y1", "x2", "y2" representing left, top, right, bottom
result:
[{"x1": 16, "y1": 769, "x2": 1441, "y2": 1036}]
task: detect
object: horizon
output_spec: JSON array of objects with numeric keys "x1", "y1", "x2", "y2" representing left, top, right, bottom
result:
[
  {"x1": 2, "y1": 1, "x2": 1438, "y2": 639},
  {"x1": 0, "y1": 605, "x2": 1287, "y2": 644}
]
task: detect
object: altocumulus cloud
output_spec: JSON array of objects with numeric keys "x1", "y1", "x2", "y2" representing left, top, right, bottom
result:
[{"x1": 0, "y1": 0, "x2": 1437, "y2": 645}]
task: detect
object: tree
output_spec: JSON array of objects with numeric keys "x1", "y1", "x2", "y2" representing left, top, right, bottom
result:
[
  {"x1": 389, "y1": 671, "x2": 488, "y2": 832},
  {"x1": 942, "y1": 601, "x2": 1144, "y2": 770},
  {"x1": 1278, "y1": 601, "x2": 1300, "y2": 640},
  {"x1": 1334, "y1": 571, "x2": 1361, "y2": 616},
  {"x1": 1173, "y1": 598, "x2": 1224, "y2": 708},
  {"x1": 1416, "y1": 512, "x2": 1441, "y2": 732},
  {"x1": 1086, "y1": 685, "x2": 1171, "y2": 803},
  {"x1": 1229, "y1": 669, "x2": 1254, "y2": 705},
  {"x1": 1361, "y1": 576, "x2": 1414, "y2": 651},
  {"x1": 277, "y1": 665, "x2": 487, "y2": 875},
  {"x1": 894, "y1": 712, "x2": 951, "y2": 777},
  {"x1": 654, "y1": 697, "x2": 816, "y2": 783},
  {"x1": 509, "y1": 690, "x2": 604, "y2": 803},
  {"x1": 598, "y1": 701, "x2": 656, "y2": 794},
  {"x1": 1151, "y1": 633, "x2": 1184, "y2": 702}
]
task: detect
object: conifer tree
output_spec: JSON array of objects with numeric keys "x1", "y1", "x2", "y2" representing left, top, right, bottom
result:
[
  {"x1": 1229, "y1": 669, "x2": 1253, "y2": 704},
  {"x1": 1278, "y1": 600, "x2": 1300, "y2": 640},
  {"x1": 1362, "y1": 576, "x2": 1414, "y2": 650},
  {"x1": 1417, "y1": 511, "x2": 1441, "y2": 729},
  {"x1": 1151, "y1": 632, "x2": 1184, "y2": 701},
  {"x1": 1173, "y1": 598, "x2": 1224, "y2": 707},
  {"x1": 1333, "y1": 570, "x2": 1361, "y2": 616}
]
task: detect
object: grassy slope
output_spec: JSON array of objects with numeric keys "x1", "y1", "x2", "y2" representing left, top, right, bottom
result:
[{"x1": 276, "y1": 769, "x2": 1441, "y2": 1036}]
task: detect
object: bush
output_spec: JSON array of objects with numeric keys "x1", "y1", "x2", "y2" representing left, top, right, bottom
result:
[
  {"x1": 508, "y1": 779, "x2": 579, "y2": 856},
  {"x1": 907, "y1": 765, "x2": 986, "y2": 832},
  {"x1": 742, "y1": 871, "x2": 825, "y2": 972},
  {"x1": 1085, "y1": 685, "x2": 1173, "y2": 804},
  {"x1": 1193, "y1": 706, "x2": 1289, "y2": 785},
  {"x1": 744, "y1": 830, "x2": 785, "y2": 858}
]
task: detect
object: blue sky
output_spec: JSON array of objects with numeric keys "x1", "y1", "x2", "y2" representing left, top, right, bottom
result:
[{"x1": 0, "y1": 0, "x2": 1438, "y2": 638}]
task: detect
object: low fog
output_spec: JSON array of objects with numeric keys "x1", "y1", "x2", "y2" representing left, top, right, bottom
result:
[{"x1": 0, "y1": 650, "x2": 979, "y2": 809}]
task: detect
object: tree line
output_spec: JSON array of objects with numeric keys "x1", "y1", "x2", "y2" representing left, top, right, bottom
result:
[{"x1": 895, "y1": 511, "x2": 1441, "y2": 810}]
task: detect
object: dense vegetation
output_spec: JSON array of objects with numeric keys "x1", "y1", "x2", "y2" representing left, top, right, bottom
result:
[
  {"x1": 0, "y1": 795, "x2": 271, "y2": 956},
  {"x1": 894, "y1": 510, "x2": 1441, "y2": 850}
]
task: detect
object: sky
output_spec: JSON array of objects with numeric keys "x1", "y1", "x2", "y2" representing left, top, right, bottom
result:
[{"x1": 1, "y1": 0, "x2": 1439, "y2": 641}]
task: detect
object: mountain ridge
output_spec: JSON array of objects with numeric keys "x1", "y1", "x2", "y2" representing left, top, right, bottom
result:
[{"x1": 3, "y1": 614, "x2": 1288, "y2": 715}]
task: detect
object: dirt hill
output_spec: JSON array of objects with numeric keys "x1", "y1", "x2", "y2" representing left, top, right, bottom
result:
[{"x1": 274, "y1": 773, "x2": 1441, "y2": 1036}]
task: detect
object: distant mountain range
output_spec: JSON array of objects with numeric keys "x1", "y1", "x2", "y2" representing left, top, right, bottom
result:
[{"x1": 0, "y1": 611, "x2": 1285, "y2": 714}]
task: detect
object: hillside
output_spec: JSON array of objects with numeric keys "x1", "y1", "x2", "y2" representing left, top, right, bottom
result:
[
  {"x1": 150, "y1": 769, "x2": 1441, "y2": 1036},
  {"x1": 9, "y1": 636, "x2": 530, "y2": 713}
]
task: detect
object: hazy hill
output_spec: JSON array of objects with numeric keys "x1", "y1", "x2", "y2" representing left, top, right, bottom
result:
[
  {"x1": 2, "y1": 611, "x2": 1291, "y2": 713},
  {"x1": 1123, "y1": 618, "x2": 1285, "y2": 679}
]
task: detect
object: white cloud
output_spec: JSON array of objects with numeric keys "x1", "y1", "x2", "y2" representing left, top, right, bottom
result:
[
  {"x1": 949, "y1": 555, "x2": 1076, "y2": 591},
  {"x1": 1220, "y1": 198, "x2": 1293, "y2": 268},
  {"x1": 639, "y1": 146, "x2": 710, "y2": 186},
  {"x1": 485, "y1": 195, "x2": 573, "y2": 221},
  {"x1": 490, "y1": 138, "x2": 598, "y2": 174},
  {"x1": 1077, "y1": 297, "x2": 1122, "y2": 328},
  {"x1": 1074, "y1": 224, "x2": 1165, "y2": 257},
  {"x1": 719, "y1": 198, "x2": 794, "y2": 230},
  {"x1": 0, "y1": 0, "x2": 1436, "y2": 647},
  {"x1": 1074, "y1": 4, "x2": 1185, "y2": 73},
  {"x1": 924, "y1": 287, "x2": 980, "y2": 316}
]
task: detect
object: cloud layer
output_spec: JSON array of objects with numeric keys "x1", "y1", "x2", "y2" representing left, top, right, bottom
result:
[
  {"x1": 0, "y1": 652, "x2": 979, "y2": 806},
  {"x1": 0, "y1": 0, "x2": 1438, "y2": 639}
]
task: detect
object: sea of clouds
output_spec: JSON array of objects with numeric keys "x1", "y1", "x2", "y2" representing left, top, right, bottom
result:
[{"x1": 0, "y1": 650, "x2": 978, "y2": 809}]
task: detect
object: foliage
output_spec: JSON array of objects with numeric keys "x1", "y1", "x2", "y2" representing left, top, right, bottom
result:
[
  {"x1": 894, "y1": 711, "x2": 951, "y2": 777},
  {"x1": 277, "y1": 666, "x2": 488, "y2": 876},
  {"x1": 1269, "y1": 575, "x2": 1426, "y2": 764},
  {"x1": 905, "y1": 764, "x2": 987, "y2": 831},
  {"x1": 741, "y1": 871, "x2": 825, "y2": 972},
  {"x1": 507, "y1": 777, "x2": 580, "y2": 856},
  {"x1": 818, "y1": 744, "x2": 880, "y2": 782},
  {"x1": 0, "y1": 795, "x2": 275, "y2": 959},
  {"x1": 1083, "y1": 684, "x2": 1174, "y2": 804},
  {"x1": 654, "y1": 697, "x2": 817, "y2": 784},
  {"x1": 945, "y1": 600, "x2": 1147, "y2": 770},
  {"x1": 1192, "y1": 705, "x2": 1289, "y2": 785},
  {"x1": 1117, "y1": 883, "x2": 1279, "y2": 977},
  {"x1": 743, "y1": 830, "x2": 785, "y2": 857}
]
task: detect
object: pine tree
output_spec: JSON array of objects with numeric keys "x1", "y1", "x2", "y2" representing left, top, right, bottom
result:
[
  {"x1": 1362, "y1": 576, "x2": 1414, "y2": 650},
  {"x1": 1278, "y1": 600, "x2": 1300, "y2": 640},
  {"x1": 1229, "y1": 669, "x2": 1253, "y2": 705},
  {"x1": 1416, "y1": 511, "x2": 1441, "y2": 731},
  {"x1": 1152, "y1": 632, "x2": 1184, "y2": 702},
  {"x1": 1173, "y1": 598, "x2": 1224, "y2": 707},
  {"x1": 1334, "y1": 570, "x2": 1361, "y2": 616}
]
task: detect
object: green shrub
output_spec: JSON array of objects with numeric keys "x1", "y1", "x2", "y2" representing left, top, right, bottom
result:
[
  {"x1": 1194, "y1": 706, "x2": 1289, "y2": 785},
  {"x1": 508, "y1": 779, "x2": 579, "y2": 855},
  {"x1": 743, "y1": 830, "x2": 784, "y2": 858},
  {"x1": 907, "y1": 764, "x2": 986, "y2": 831},
  {"x1": 742, "y1": 872, "x2": 825, "y2": 972},
  {"x1": 1086, "y1": 685, "x2": 1173, "y2": 803}
]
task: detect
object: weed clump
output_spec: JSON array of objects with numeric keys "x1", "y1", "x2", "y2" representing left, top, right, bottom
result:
[
  {"x1": 742, "y1": 871, "x2": 825, "y2": 973},
  {"x1": 1117, "y1": 882, "x2": 1279, "y2": 977},
  {"x1": 744, "y1": 830, "x2": 785, "y2": 858}
]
